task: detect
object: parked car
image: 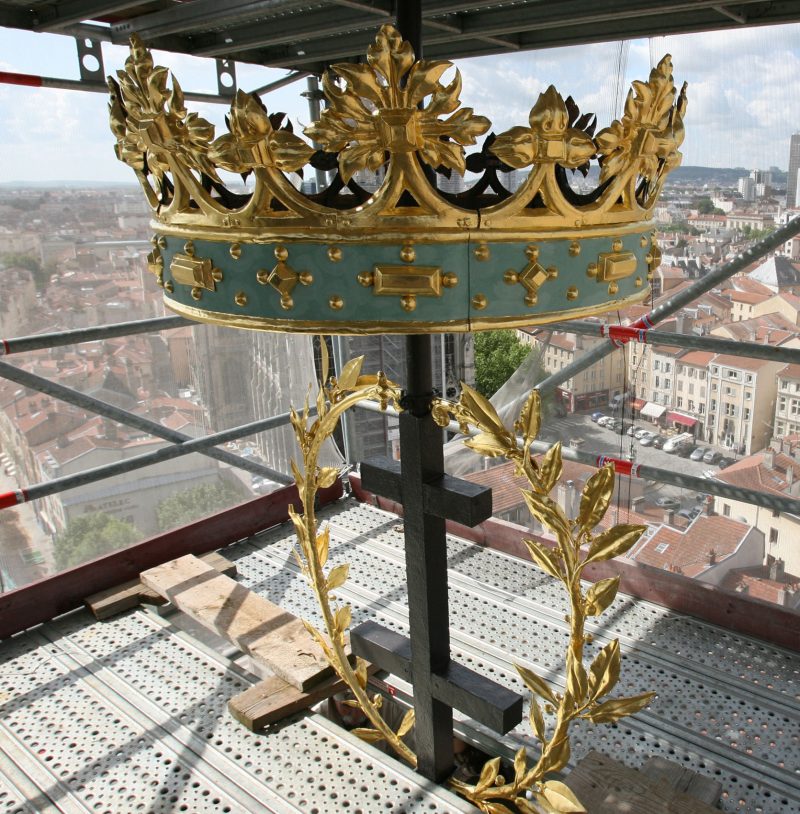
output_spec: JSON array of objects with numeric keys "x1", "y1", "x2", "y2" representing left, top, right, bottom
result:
[
  {"x1": 676, "y1": 444, "x2": 695, "y2": 458},
  {"x1": 689, "y1": 447, "x2": 707, "y2": 461},
  {"x1": 614, "y1": 421, "x2": 627, "y2": 434},
  {"x1": 663, "y1": 432, "x2": 693, "y2": 453},
  {"x1": 652, "y1": 435, "x2": 667, "y2": 449},
  {"x1": 627, "y1": 425, "x2": 639, "y2": 437},
  {"x1": 718, "y1": 456, "x2": 735, "y2": 468},
  {"x1": 639, "y1": 433, "x2": 656, "y2": 446},
  {"x1": 591, "y1": 411, "x2": 606, "y2": 422},
  {"x1": 598, "y1": 416, "x2": 614, "y2": 427},
  {"x1": 655, "y1": 496, "x2": 681, "y2": 509},
  {"x1": 703, "y1": 450, "x2": 721, "y2": 464}
]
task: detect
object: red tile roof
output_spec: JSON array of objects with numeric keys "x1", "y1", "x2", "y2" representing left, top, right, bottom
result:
[
  {"x1": 678, "y1": 350, "x2": 715, "y2": 367},
  {"x1": 721, "y1": 565, "x2": 800, "y2": 603},
  {"x1": 711, "y1": 354, "x2": 774, "y2": 371},
  {"x1": 729, "y1": 290, "x2": 770, "y2": 304},
  {"x1": 778, "y1": 364, "x2": 800, "y2": 381},
  {"x1": 715, "y1": 451, "x2": 800, "y2": 499}
]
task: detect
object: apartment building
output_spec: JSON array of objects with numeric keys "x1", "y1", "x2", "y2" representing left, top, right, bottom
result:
[
  {"x1": 705, "y1": 354, "x2": 781, "y2": 454},
  {"x1": 672, "y1": 351, "x2": 713, "y2": 437},
  {"x1": 774, "y1": 364, "x2": 800, "y2": 438}
]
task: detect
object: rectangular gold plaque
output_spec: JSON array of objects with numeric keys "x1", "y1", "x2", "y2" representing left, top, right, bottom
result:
[
  {"x1": 373, "y1": 265, "x2": 442, "y2": 297},
  {"x1": 171, "y1": 253, "x2": 216, "y2": 290},
  {"x1": 597, "y1": 252, "x2": 637, "y2": 281}
]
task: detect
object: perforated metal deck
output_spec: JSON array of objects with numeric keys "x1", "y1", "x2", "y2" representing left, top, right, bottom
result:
[{"x1": 1, "y1": 498, "x2": 798, "y2": 813}]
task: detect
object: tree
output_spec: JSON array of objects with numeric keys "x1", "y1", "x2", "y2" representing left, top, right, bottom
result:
[
  {"x1": 1, "y1": 252, "x2": 52, "y2": 291},
  {"x1": 54, "y1": 513, "x2": 140, "y2": 571},
  {"x1": 474, "y1": 330, "x2": 532, "y2": 397},
  {"x1": 156, "y1": 479, "x2": 249, "y2": 531}
]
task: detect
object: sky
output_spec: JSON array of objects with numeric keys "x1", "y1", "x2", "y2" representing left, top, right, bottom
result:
[{"x1": 1, "y1": 21, "x2": 799, "y2": 183}]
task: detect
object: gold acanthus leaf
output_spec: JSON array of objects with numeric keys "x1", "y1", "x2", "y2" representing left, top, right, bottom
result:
[
  {"x1": 303, "y1": 24, "x2": 489, "y2": 182},
  {"x1": 491, "y1": 85, "x2": 595, "y2": 170},
  {"x1": 595, "y1": 54, "x2": 687, "y2": 185}
]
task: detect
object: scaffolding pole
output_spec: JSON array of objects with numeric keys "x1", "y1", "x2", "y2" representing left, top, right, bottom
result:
[
  {"x1": 356, "y1": 400, "x2": 800, "y2": 517},
  {"x1": 540, "y1": 320, "x2": 800, "y2": 366},
  {"x1": 534, "y1": 216, "x2": 800, "y2": 396},
  {"x1": 0, "y1": 359, "x2": 292, "y2": 486},
  {"x1": 0, "y1": 315, "x2": 191, "y2": 356},
  {"x1": 0, "y1": 409, "x2": 303, "y2": 510}
]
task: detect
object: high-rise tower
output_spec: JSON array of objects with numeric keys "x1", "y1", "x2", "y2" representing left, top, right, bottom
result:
[{"x1": 788, "y1": 133, "x2": 800, "y2": 208}]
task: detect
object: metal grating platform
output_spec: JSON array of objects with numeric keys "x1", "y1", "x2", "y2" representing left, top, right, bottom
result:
[{"x1": 1, "y1": 497, "x2": 798, "y2": 813}]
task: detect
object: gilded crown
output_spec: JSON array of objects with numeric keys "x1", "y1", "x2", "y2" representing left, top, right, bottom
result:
[{"x1": 108, "y1": 26, "x2": 686, "y2": 334}]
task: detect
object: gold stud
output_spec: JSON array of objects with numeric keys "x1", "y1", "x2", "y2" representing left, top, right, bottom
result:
[
  {"x1": 442, "y1": 272, "x2": 458, "y2": 288},
  {"x1": 586, "y1": 262, "x2": 598, "y2": 278},
  {"x1": 524, "y1": 292, "x2": 538, "y2": 307},
  {"x1": 569, "y1": 241, "x2": 581, "y2": 257},
  {"x1": 634, "y1": 276, "x2": 643, "y2": 288},
  {"x1": 473, "y1": 243, "x2": 490, "y2": 262},
  {"x1": 184, "y1": 241, "x2": 195, "y2": 256},
  {"x1": 157, "y1": 236, "x2": 167, "y2": 250},
  {"x1": 230, "y1": 243, "x2": 242, "y2": 260},
  {"x1": 612, "y1": 238, "x2": 623, "y2": 253},
  {"x1": 191, "y1": 286, "x2": 202, "y2": 300},
  {"x1": 400, "y1": 294, "x2": 416, "y2": 312},
  {"x1": 211, "y1": 268, "x2": 223, "y2": 283},
  {"x1": 280, "y1": 294, "x2": 293, "y2": 310},
  {"x1": 566, "y1": 286, "x2": 578, "y2": 301},
  {"x1": 164, "y1": 281, "x2": 174, "y2": 293},
  {"x1": 274, "y1": 245, "x2": 288, "y2": 262},
  {"x1": 298, "y1": 271, "x2": 313, "y2": 286},
  {"x1": 525, "y1": 244, "x2": 539, "y2": 261},
  {"x1": 472, "y1": 294, "x2": 488, "y2": 310},
  {"x1": 234, "y1": 291, "x2": 248, "y2": 307},
  {"x1": 547, "y1": 266, "x2": 558, "y2": 279},
  {"x1": 327, "y1": 246, "x2": 342, "y2": 263},
  {"x1": 640, "y1": 235, "x2": 649, "y2": 248},
  {"x1": 645, "y1": 253, "x2": 654, "y2": 265},
  {"x1": 400, "y1": 243, "x2": 416, "y2": 263},
  {"x1": 329, "y1": 295, "x2": 344, "y2": 311},
  {"x1": 504, "y1": 269, "x2": 519, "y2": 285},
  {"x1": 608, "y1": 281, "x2": 619, "y2": 295},
  {"x1": 256, "y1": 269, "x2": 270, "y2": 285},
  {"x1": 357, "y1": 271, "x2": 374, "y2": 287}
]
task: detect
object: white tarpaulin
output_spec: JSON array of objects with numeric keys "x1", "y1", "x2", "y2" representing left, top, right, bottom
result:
[{"x1": 640, "y1": 402, "x2": 666, "y2": 418}]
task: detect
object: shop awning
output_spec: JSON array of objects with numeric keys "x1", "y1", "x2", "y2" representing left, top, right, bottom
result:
[
  {"x1": 667, "y1": 411, "x2": 698, "y2": 427},
  {"x1": 641, "y1": 402, "x2": 666, "y2": 418},
  {"x1": 631, "y1": 398, "x2": 646, "y2": 410}
]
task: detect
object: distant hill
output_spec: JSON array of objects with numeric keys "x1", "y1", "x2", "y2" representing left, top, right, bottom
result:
[
  {"x1": 667, "y1": 166, "x2": 750, "y2": 185},
  {"x1": 0, "y1": 180, "x2": 139, "y2": 189}
]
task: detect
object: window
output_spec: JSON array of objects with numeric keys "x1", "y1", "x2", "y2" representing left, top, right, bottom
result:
[
  {"x1": 688, "y1": 400, "x2": 695, "y2": 411},
  {"x1": 664, "y1": 379, "x2": 671, "y2": 389},
  {"x1": 654, "y1": 360, "x2": 661, "y2": 371},
  {"x1": 665, "y1": 363, "x2": 671, "y2": 373},
  {"x1": 699, "y1": 371, "x2": 706, "y2": 380},
  {"x1": 678, "y1": 380, "x2": 684, "y2": 391},
  {"x1": 723, "y1": 504, "x2": 731, "y2": 517},
  {"x1": 711, "y1": 399, "x2": 717, "y2": 411},
  {"x1": 712, "y1": 383, "x2": 718, "y2": 392},
  {"x1": 744, "y1": 407, "x2": 751, "y2": 420},
  {"x1": 772, "y1": 509, "x2": 780, "y2": 518},
  {"x1": 780, "y1": 397, "x2": 787, "y2": 411},
  {"x1": 655, "y1": 376, "x2": 660, "y2": 388},
  {"x1": 699, "y1": 403, "x2": 705, "y2": 414},
  {"x1": 724, "y1": 386, "x2": 732, "y2": 396},
  {"x1": 777, "y1": 422, "x2": 785, "y2": 434},
  {"x1": 745, "y1": 374, "x2": 753, "y2": 383},
  {"x1": 745, "y1": 391, "x2": 752, "y2": 400},
  {"x1": 727, "y1": 370, "x2": 738, "y2": 380},
  {"x1": 655, "y1": 543, "x2": 670, "y2": 553},
  {"x1": 769, "y1": 528, "x2": 779, "y2": 544},
  {"x1": 677, "y1": 397, "x2": 683, "y2": 407},
  {"x1": 712, "y1": 366, "x2": 718, "y2": 374},
  {"x1": 688, "y1": 383, "x2": 694, "y2": 395}
]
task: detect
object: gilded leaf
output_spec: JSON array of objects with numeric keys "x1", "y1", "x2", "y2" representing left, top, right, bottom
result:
[
  {"x1": 318, "y1": 466, "x2": 340, "y2": 488},
  {"x1": 326, "y1": 562, "x2": 349, "y2": 591},
  {"x1": 316, "y1": 526, "x2": 330, "y2": 567},
  {"x1": 529, "y1": 697, "x2": 546, "y2": 742},
  {"x1": 543, "y1": 736, "x2": 570, "y2": 773},
  {"x1": 338, "y1": 356, "x2": 365, "y2": 391},
  {"x1": 513, "y1": 746, "x2": 527, "y2": 781},
  {"x1": 464, "y1": 432, "x2": 513, "y2": 458},
  {"x1": 587, "y1": 639, "x2": 620, "y2": 702},
  {"x1": 586, "y1": 692, "x2": 654, "y2": 724},
  {"x1": 334, "y1": 604, "x2": 352, "y2": 635},
  {"x1": 405, "y1": 59, "x2": 451, "y2": 108},
  {"x1": 459, "y1": 383, "x2": 506, "y2": 436},
  {"x1": 476, "y1": 756, "x2": 501, "y2": 792},
  {"x1": 515, "y1": 798, "x2": 547, "y2": 814},
  {"x1": 522, "y1": 490, "x2": 570, "y2": 541},
  {"x1": 567, "y1": 659, "x2": 588, "y2": 704},
  {"x1": 541, "y1": 780, "x2": 586, "y2": 813},
  {"x1": 538, "y1": 442, "x2": 562, "y2": 495},
  {"x1": 523, "y1": 539, "x2": 562, "y2": 581},
  {"x1": 396, "y1": 708, "x2": 415, "y2": 738},
  {"x1": 302, "y1": 619, "x2": 333, "y2": 662},
  {"x1": 355, "y1": 656, "x2": 368, "y2": 689},
  {"x1": 584, "y1": 576, "x2": 619, "y2": 617},
  {"x1": 585, "y1": 524, "x2": 646, "y2": 565},
  {"x1": 518, "y1": 389, "x2": 541, "y2": 446},
  {"x1": 577, "y1": 464, "x2": 614, "y2": 535},
  {"x1": 372, "y1": 691, "x2": 383, "y2": 709},
  {"x1": 491, "y1": 125, "x2": 536, "y2": 169},
  {"x1": 515, "y1": 663, "x2": 558, "y2": 706},
  {"x1": 352, "y1": 727, "x2": 385, "y2": 744},
  {"x1": 269, "y1": 129, "x2": 315, "y2": 172}
]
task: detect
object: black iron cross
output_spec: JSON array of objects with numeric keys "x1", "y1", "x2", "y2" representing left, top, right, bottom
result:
[{"x1": 353, "y1": 409, "x2": 524, "y2": 781}]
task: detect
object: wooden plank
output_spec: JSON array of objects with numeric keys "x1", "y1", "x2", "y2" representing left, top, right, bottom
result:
[
  {"x1": 141, "y1": 554, "x2": 332, "y2": 691},
  {"x1": 642, "y1": 756, "x2": 722, "y2": 806},
  {"x1": 564, "y1": 751, "x2": 721, "y2": 814},
  {"x1": 0, "y1": 479, "x2": 342, "y2": 641},
  {"x1": 85, "y1": 551, "x2": 236, "y2": 620},
  {"x1": 229, "y1": 662, "x2": 377, "y2": 730}
]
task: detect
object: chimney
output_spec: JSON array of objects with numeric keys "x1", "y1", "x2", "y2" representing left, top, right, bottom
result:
[
  {"x1": 631, "y1": 496, "x2": 646, "y2": 512},
  {"x1": 663, "y1": 508, "x2": 675, "y2": 525},
  {"x1": 708, "y1": 548, "x2": 717, "y2": 565},
  {"x1": 764, "y1": 450, "x2": 775, "y2": 470},
  {"x1": 769, "y1": 557, "x2": 785, "y2": 581},
  {"x1": 787, "y1": 466, "x2": 794, "y2": 488}
]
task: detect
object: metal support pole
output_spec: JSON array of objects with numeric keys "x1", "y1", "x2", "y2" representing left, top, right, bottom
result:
[
  {"x1": 355, "y1": 400, "x2": 800, "y2": 516},
  {"x1": 534, "y1": 217, "x2": 800, "y2": 396},
  {"x1": 540, "y1": 320, "x2": 800, "y2": 366},
  {"x1": 0, "y1": 315, "x2": 191, "y2": 356},
  {"x1": 303, "y1": 76, "x2": 329, "y2": 193},
  {"x1": 0, "y1": 410, "x2": 303, "y2": 511},
  {"x1": 0, "y1": 359, "x2": 291, "y2": 485}
]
